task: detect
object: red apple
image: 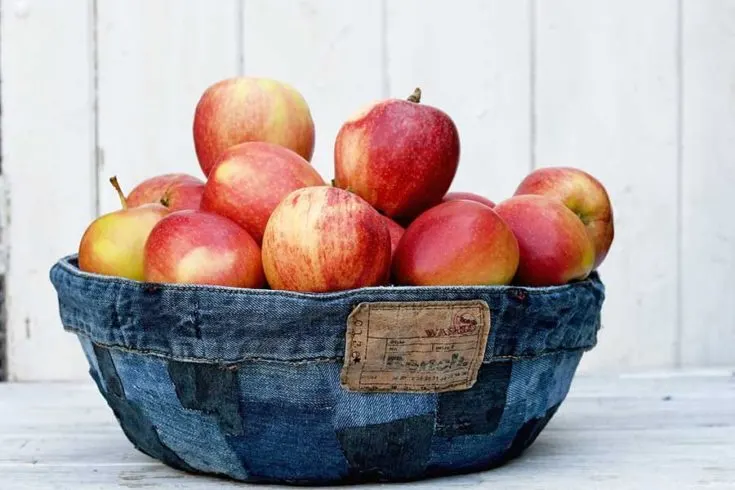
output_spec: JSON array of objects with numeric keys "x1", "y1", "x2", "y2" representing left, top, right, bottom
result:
[
  {"x1": 262, "y1": 186, "x2": 391, "y2": 292},
  {"x1": 442, "y1": 191, "x2": 495, "y2": 208},
  {"x1": 143, "y1": 210, "x2": 264, "y2": 288},
  {"x1": 334, "y1": 88, "x2": 460, "y2": 220},
  {"x1": 380, "y1": 214, "x2": 405, "y2": 259},
  {"x1": 513, "y1": 166, "x2": 614, "y2": 268},
  {"x1": 392, "y1": 200, "x2": 519, "y2": 286},
  {"x1": 127, "y1": 173, "x2": 205, "y2": 211},
  {"x1": 193, "y1": 77, "x2": 315, "y2": 176},
  {"x1": 200, "y1": 141, "x2": 325, "y2": 244},
  {"x1": 79, "y1": 177, "x2": 169, "y2": 281},
  {"x1": 494, "y1": 195, "x2": 595, "y2": 286}
]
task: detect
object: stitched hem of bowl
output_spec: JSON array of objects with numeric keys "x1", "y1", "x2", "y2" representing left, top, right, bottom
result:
[
  {"x1": 70, "y1": 330, "x2": 597, "y2": 366},
  {"x1": 53, "y1": 254, "x2": 604, "y2": 299}
]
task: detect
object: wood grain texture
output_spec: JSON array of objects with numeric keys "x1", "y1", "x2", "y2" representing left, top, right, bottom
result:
[
  {"x1": 241, "y1": 0, "x2": 384, "y2": 183},
  {"x1": 385, "y1": 0, "x2": 532, "y2": 204},
  {"x1": 1, "y1": 372, "x2": 733, "y2": 489},
  {"x1": 1, "y1": 0, "x2": 96, "y2": 380},
  {"x1": 535, "y1": 0, "x2": 680, "y2": 373},
  {"x1": 680, "y1": 0, "x2": 735, "y2": 367},
  {"x1": 96, "y1": 0, "x2": 240, "y2": 213}
]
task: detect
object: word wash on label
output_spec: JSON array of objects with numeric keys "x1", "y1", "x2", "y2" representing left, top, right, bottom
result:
[{"x1": 340, "y1": 300, "x2": 491, "y2": 393}]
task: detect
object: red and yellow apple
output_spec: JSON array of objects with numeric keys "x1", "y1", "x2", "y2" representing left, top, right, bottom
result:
[
  {"x1": 513, "y1": 167, "x2": 614, "y2": 268},
  {"x1": 262, "y1": 186, "x2": 391, "y2": 292},
  {"x1": 193, "y1": 77, "x2": 315, "y2": 176},
  {"x1": 442, "y1": 191, "x2": 495, "y2": 208},
  {"x1": 127, "y1": 173, "x2": 205, "y2": 211},
  {"x1": 494, "y1": 195, "x2": 595, "y2": 286},
  {"x1": 334, "y1": 88, "x2": 460, "y2": 220},
  {"x1": 78, "y1": 177, "x2": 169, "y2": 281},
  {"x1": 200, "y1": 141, "x2": 325, "y2": 244},
  {"x1": 392, "y1": 200, "x2": 519, "y2": 286},
  {"x1": 143, "y1": 210, "x2": 264, "y2": 288}
]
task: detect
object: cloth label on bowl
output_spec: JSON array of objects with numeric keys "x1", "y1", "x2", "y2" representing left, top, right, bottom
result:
[{"x1": 340, "y1": 300, "x2": 490, "y2": 393}]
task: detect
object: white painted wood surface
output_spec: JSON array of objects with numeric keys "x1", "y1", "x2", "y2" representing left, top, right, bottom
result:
[
  {"x1": 1, "y1": 370, "x2": 733, "y2": 489},
  {"x1": 680, "y1": 0, "x2": 735, "y2": 367},
  {"x1": 2, "y1": 0, "x2": 735, "y2": 379},
  {"x1": 96, "y1": 0, "x2": 240, "y2": 214},
  {"x1": 1, "y1": 0, "x2": 97, "y2": 380},
  {"x1": 535, "y1": 0, "x2": 680, "y2": 373}
]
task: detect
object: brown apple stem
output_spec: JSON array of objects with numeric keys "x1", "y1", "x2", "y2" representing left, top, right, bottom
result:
[
  {"x1": 407, "y1": 87, "x2": 422, "y2": 103},
  {"x1": 159, "y1": 183, "x2": 175, "y2": 207},
  {"x1": 109, "y1": 176, "x2": 128, "y2": 210}
]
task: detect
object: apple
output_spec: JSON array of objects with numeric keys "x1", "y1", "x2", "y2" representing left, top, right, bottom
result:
[
  {"x1": 513, "y1": 166, "x2": 614, "y2": 268},
  {"x1": 261, "y1": 186, "x2": 391, "y2": 292},
  {"x1": 193, "y1": 77, "x2": 315, "y2": 176},
  {"x1": 380, "y1": 214, "x2": 405, "y2": 259},
  {"x1": 126, "y1": 173, "x2": 205, "y2": 211},
  {"x1": 333, "y1": 87, "x2": 460, "y2": 220},
  {"x1": 78, "y1": 177, "x2": 169, "y2": 281},
  {"x1": 143, "y1": 210, "x2": 264, "y2": 288},
  {"x1": 442, "y1": 191, "x2": 495, "y2": 208},
  {"x1": 493, "y1": 195, "x2": 595, "y2": 286},
  {"x1": 200, "y1": 141, "x2": 325, "y2": 244},
  {"x1": 392, "y1": 200, "x2": 519, "y2": 286}
]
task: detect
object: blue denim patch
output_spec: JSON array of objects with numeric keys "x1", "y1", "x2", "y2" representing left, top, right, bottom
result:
[
  {"x1": 108, "y1": 350, "x2": 248, "y2": 479},
  {"x1": 49, "y1": 254, "x2": 605, "y2": 484},
  {"x1": 89, "y1": 345, "x2": 198, "y2": 475}
]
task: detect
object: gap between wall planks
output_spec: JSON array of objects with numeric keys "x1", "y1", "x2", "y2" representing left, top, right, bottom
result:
[
  {"x1": 0, "y1": 4, "x2": 5, "y2": 381},
  {"x1": 2, "y1": 0, "x2": 735, "y2": 380}
]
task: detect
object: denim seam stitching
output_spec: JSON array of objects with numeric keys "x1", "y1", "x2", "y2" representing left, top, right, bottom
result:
[{"x1": 70, "y1": 330, "x2": 596, "y2": 365}]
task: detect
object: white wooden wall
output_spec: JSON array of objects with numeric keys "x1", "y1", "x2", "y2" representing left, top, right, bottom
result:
[{"x1": 1, "y1": 0, "x2": 733, "y2": 381}]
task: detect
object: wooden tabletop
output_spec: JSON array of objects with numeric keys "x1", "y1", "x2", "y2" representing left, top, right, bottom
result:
[{"x1": 1, "y1": 370, "x2": 734, "y2": 489}]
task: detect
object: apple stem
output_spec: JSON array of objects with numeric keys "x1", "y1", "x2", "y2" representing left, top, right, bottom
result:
[
  {"x1": 407, "y1": 87, "x2": 422, "y2": 103},
  {"x1": 159, "y1": 183, "x2": 175, "y2": 207},
  {"x1": 109, "y1": 176, "x2": 128, "y2": 210}
]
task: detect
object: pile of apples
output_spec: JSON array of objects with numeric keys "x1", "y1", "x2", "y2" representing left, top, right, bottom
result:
[{"x1": 78, "y1": 77, "x2": 614, "y2": 292}]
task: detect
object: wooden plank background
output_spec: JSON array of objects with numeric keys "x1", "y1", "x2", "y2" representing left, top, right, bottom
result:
[{"x1": 1, "y1": 0, "x2": 733, "y2": 380}]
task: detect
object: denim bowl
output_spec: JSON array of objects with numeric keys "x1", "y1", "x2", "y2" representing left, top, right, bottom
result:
[{"x1": 50, "y1": 254, "x2": 605, "y2": 485}]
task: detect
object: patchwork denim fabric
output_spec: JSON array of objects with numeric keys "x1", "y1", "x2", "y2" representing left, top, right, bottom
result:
[{"x1": 50, "y1": 254, "x2": 605, "y2": 484}]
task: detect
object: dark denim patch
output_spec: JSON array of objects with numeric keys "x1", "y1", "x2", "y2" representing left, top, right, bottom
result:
[
  {"x1": 91, "y1": 345, "x2": 196, "y2": 473},
  {"x1": 435, "y1": 361, "x2": 513, "y2": 437},
  {"x1": 504, "y1": 401, "x2": 562, "y2": 461},
  {"x1": 167, "y1": 361, "x2": 244, "y2": 436},
  {"x1": 225, "y1": 399, "x2": 348, "y2": 483},
  {"x1": 336, "y1": 414, "x2": 434, "y2": 481}
]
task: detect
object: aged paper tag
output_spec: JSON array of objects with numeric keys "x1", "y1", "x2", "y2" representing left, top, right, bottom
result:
[{"x1": 340, "y1": 300, "x2": 491, "y2": 393}]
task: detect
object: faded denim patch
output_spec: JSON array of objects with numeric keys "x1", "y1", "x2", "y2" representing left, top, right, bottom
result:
[
  {"x1": 107, "y1": 350, "x2": 248, "y2": 480},
  {"x1": 49, "y1": 255, "x2": 605, "y2": 484}
]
